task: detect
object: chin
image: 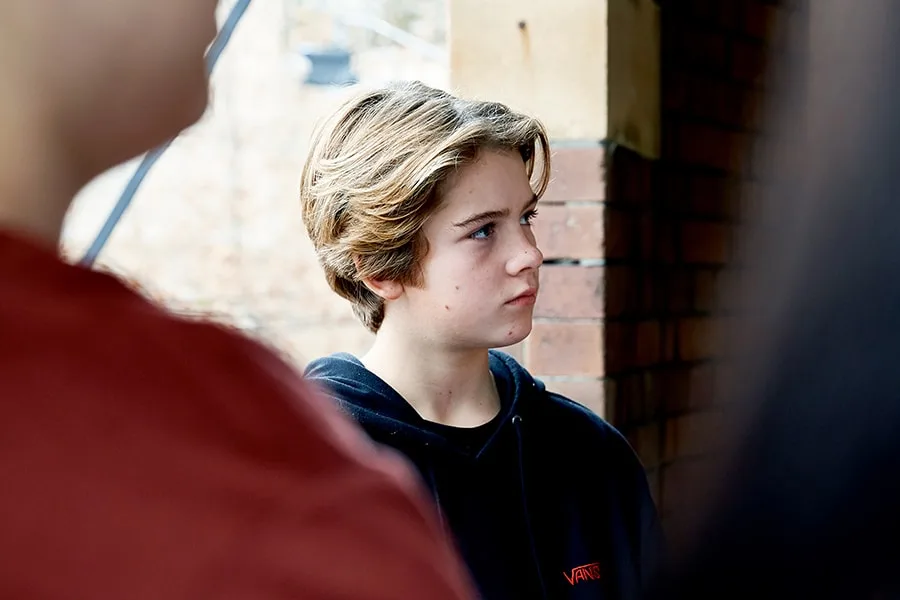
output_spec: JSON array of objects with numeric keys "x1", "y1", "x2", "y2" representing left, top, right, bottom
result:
[{"x1": 487, "y1": 320, "x2": 533, "y2": 349}]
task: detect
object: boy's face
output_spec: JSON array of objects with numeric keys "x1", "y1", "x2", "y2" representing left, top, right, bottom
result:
[
  {"x1": 7, "y1": 0, "x2": 219, "y2": 174},
  {"x1": 395, "y1": 149, "x2": 542, "y2": 350}
]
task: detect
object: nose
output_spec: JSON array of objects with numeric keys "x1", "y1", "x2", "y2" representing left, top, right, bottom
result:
[{"x1": 506, "y1": 230, "x2": 543, "y2": 276}]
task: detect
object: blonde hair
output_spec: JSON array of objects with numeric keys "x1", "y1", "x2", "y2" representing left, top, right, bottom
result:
[{"x1": 300, "y1": 81, "x2": 551, "y2": 332}]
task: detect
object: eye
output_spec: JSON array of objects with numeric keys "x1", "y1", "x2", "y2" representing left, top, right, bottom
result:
[
  {"x1": 470, "y1": 223, "x2": 495, "y2": 240},
  {"x1": 520, "y1": 209, "x2": 539, "y2": 226}
]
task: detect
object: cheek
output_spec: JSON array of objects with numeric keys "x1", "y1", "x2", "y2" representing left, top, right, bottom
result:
[
  {"x1": 419, "y1": 244, "x2": 497, "y2": 311},
  {"x1": 437, "y1": 281, "x2": 467, "y2": 314},
  {"x1": 439, "y1": 275, "x2": 497, "y2": 319}
]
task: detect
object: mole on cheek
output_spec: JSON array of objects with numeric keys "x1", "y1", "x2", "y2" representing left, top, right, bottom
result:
[
  {"x1": 445, "y1": 305, "x2": 451, "y2": 311},
  {"x1": 455, "y1": 286, "x2": 460, "y2": 291}
]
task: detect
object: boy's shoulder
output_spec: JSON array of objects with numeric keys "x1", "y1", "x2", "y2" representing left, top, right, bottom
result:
[
  {"x1": 528, "y1": 384, "x2": 641, "y2": 470},
  {"x1": 541, "y1": 389, "x2": 628, "y2": 445},
  {"x1": 490, "y1": 350, "x2": 634, "y2": 457}
]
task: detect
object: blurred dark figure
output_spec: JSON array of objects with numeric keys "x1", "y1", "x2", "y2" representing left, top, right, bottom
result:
[
  {"x1": 0, "y1": 1, "x2": 475, "y2": 598},
  {"x1": 654, "y1": 1, "x2": 900, "y2": 598}
]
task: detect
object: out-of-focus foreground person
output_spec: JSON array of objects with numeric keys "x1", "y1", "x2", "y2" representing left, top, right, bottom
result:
[
  {"x1": 0, "y1": 2, "x2": 476, "y2": 598},
  {"x1": 652, "y1": 2, "x2": 900, "y2": 598}
]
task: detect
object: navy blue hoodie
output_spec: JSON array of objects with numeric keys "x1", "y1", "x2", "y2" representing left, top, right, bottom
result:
[{"x1": 305, "y1": 350, "x2": 663, "y2": 600}]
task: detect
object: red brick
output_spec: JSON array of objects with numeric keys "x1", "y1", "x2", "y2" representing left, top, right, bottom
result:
[
  {"x1": 677, "y1": 317, "x2": 719, "y2": 361},
  {"x1": 659, "y1": 169, "x2": 688, "y2": 210},
  {"x1": 628, "y1": 422, "x2": 663, "y2": 469},
  {"x1": 657, "y1": 222, "x2": 678, "y2": 264},
  {"x1": 664, "y1": 411, "x2": 724, "y2": 462},
  {"x1": 604, "y1": 266, "x2": 639, "y2": 318},
  {"x1": 605, "y1": 320, "x2": 663, "y2": 374},
  {"x1": 686, "y1": 174, "x2": 738, "y2": 219},
  {"x1": 683, "y1": 0, "x2": 741, "y2": 30},
  {"x1": 731, "y1": 39, "x2": 768, "y2": 84},
  {"x1": 693, "y1": 268, "x2": 719, "y2": 312},
  {"x1": 534, "y1": 266, "x2": 603, "y2": 319},
  {"x1": 611, "y1": 372, "x2": 644, "y2": 424},
  {"x1": 662, "y1": 126, "x2": 680, "y2": 161},
  {"x1": 544, "y1": 378, "x2": 605, "y2": 417},
  {"x1": 636, "y1": 320, "x2": 662, "y2": 367},
  {"x1": 656, "y1": 369, "x2": 691, "y2": 414},
  {"x1": 675, "y1": 123, "x2": 745, "y2": 172},
  {"x1": 608, "y1": 152, "x2": 653, "y2": 205},
  {"x1": 743, "y1": 2, "x2": 780, "y2": 40},
  {"x1": 604, "y1": 207, "x2": 636, "y2": 259},
  {"x1": 662, "y1": 320, "x2": 677, "y2": 362},
  {"x1": 665, "y1": 269, "x2": 693, "y2": 313},
  {"x1": 672, "y1": 123, "x2": 716, "y2": 167},
  {"x1": 663, "y1": 73, "x2": 689, "y2": 114},
  {"x1": 641, "y1": 271, "x2": 656, "y2": 315},
  {"x1": 542, "y1": 146, "x2": 605, "y2": 202},
  {"x1": 683, "y1": 76, "x2": 728, "y2": 124},
  {"x1": 603, "y1": 379, "x2": 618, "y2": 422},
  {"x1": 682, "y1": 0, "x2": 716, "y2": 22},
  {"x1": 677, "y1": 0, "x2": 740, "y2": 30},
  {"x1": 604, "y1": 322, "x2": 635, "y2": 374},
  {"x1": 714, "y1": 86, "x2": 745, "y2": 129},
  {"x1": 641, "y1": 371, "x2": 662, "y2": 419},
  {"x1": 718, "y1": 84, "x2": 754, "y2": 130},
  {"x1": 681, "y1": 221, "x2": 731, "y2": 264},
  {"x1": 528, "y1": 322, "x2": 603, "y2": 377},
  {"x1": 533, "y1": 204, "x2": 604, "y2": 260},
  {"x1": 728, "y1": 132, "x2": 752, "y2": 173},
  {"x1": 639, "y1": 214, "x2": 655, "y2": 261},
  {"x1": 715, "y1": 1, "x2": 740, "y2": 31},
  {"x1": 689, "y1": 363, "x2": 716, "y2": 410},
  {"x1": 668, "y1": 27, "x2": 728, "y2": 73}
]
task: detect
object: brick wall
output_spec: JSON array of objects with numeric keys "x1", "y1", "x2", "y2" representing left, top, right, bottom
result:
[
  {"x1": 512, "y1": 145, "x2": 607, "y2": 417},
  {"x1": 604, "y1": 0, "x2": 793, "y2": 526}
]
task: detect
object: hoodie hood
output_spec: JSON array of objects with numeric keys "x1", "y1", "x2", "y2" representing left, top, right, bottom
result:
[{"x1": 304, "y1": 350, "x2": 543, "y2": 459}]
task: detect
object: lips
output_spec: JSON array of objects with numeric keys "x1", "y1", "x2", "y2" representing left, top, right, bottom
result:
[{"x1": 506, "y1": 288, "x2": 538, "y2": 305}]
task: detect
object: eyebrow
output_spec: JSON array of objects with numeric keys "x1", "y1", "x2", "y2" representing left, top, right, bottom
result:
[{"x1": 452, "y1": 194, "x2": 538, "y2": 229}]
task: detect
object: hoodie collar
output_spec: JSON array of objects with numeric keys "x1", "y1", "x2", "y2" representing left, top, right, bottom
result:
[{"x1": 304, "y1": 350, "x2": 541, "y2": 458}]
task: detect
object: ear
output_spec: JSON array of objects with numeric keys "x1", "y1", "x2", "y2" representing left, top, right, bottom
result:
[
  {"x1": 353, "y1": 256, "x2": 404, "y2": 301},
  {"x1": 361, "y1": 276, "x2": 403, "y2": 301}
]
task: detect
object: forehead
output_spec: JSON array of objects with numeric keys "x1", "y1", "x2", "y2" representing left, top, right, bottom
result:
[{"x1": 434, "y1": 149, "x2": 533, "y2": 216}]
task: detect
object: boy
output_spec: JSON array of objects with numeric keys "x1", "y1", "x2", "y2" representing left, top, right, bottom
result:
[
  {"x1": 301, "y1": 81, "x2": 664, "y2": 599},
  {"x1": 0, "y1": 2, "x2": 474, "y2": 599}
]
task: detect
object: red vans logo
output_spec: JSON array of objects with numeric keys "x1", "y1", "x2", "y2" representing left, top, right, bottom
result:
[{"x1": 563, "y1": 562, "x2": 601, "y2": 586}]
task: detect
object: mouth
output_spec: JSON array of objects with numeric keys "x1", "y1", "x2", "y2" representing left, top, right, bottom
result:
[{"x1": 506, "y1": 288, "x2": 538, "y2": 306}]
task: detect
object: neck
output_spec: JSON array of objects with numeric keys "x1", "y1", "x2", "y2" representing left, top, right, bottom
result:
[
  {"x1": 0, "y1": 76, "x2": 82, "y2": 250},
  {"x1": 362, "y1": 319, "x2": 501, "y2": 428}
]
